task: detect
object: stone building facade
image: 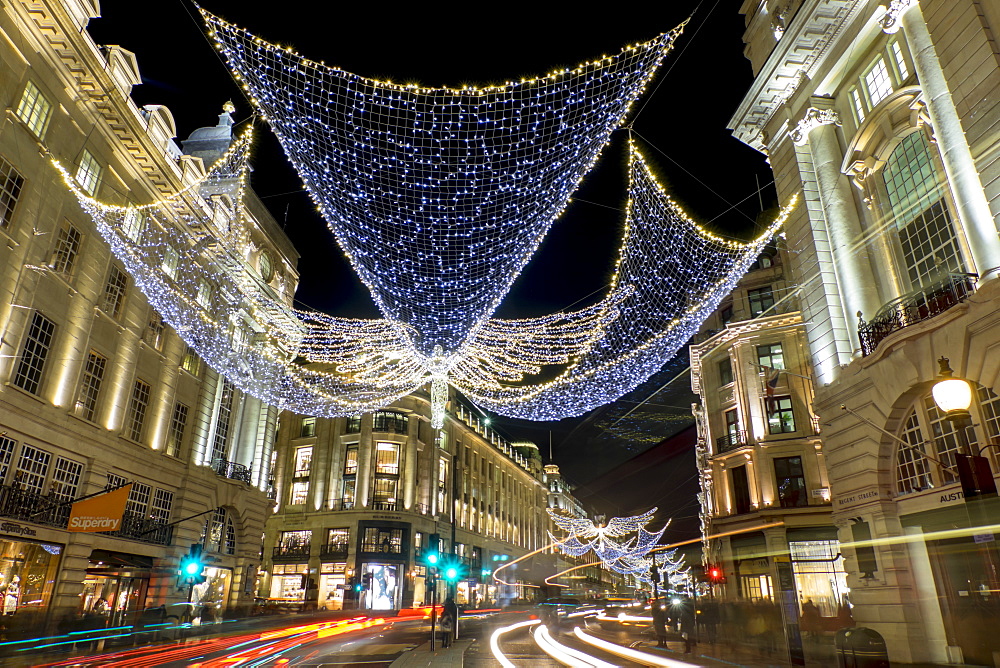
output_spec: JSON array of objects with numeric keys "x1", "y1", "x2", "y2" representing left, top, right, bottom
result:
[
  {"x1": 0, "y1": 0, "x2": 294, "y2": 635},
  {"x1": 729, "y1": 0, "x2": 1000, "y2": 663}
]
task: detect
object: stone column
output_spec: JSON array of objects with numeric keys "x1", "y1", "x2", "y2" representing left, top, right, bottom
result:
[
  {"x1": 793, "y1": 106, "x2": 880, "y2": 349},
  {"x1": 403, "y1": 413, "x2": 419, "y2": 510},
  {"x1": 357, "y1": 413, "x2": 373, "y2": 507},
  {"x1": 884, "y1": 0, "x2": 1000, "y2": 281}
]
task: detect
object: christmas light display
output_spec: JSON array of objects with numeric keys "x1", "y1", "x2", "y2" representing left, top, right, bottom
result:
[
  {"x1": 547, "y1": 508, "x2": 666, "y2": 571},
  {"x1": 60, "y1": 13, "x2": 798, "y2": 426}
]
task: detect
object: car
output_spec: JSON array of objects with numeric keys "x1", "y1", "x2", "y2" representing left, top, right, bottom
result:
[{"x1": 537, "y1": 597, "x2": 582, "y2": 626}]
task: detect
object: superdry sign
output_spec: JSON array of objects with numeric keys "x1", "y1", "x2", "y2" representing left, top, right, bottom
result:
[{"x1": 67, "y1": 484, "x2": 132, "y2": 532}]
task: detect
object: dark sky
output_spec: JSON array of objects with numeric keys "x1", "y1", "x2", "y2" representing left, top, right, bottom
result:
[{"x1": 88, "y1": 0, "x2": 774, "y2": 483}]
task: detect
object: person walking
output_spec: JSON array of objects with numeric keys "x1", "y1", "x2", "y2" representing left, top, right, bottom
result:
[
  {"x1": 440, "y1": 596, "x2": 458, "y2": 647},
  {"x1": 651, "y1": 598, "x2": 668, "y2": 648},
  {"x1": 678, "y1": 598, "x2": 697, "y2": 655}
]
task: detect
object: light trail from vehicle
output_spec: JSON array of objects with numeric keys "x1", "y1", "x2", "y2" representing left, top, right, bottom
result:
[
  {"x1": 573, "y1": 627, "x2": 700, "y2": 667},
  {"x1": 533, "y1": 624, "x2": 616, "y2": 668},
  {"x1": 489, "y1": 618, "x2": 541, "y2": 668}
]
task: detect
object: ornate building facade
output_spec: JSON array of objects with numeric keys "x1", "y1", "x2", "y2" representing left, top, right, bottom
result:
[
  {"x1": 263, "y1": 393, "x2": 553, "y2": 610},
  {"x1": 0, "y1": 0, "x2": 293, "y2": 635},
  {"x1": 729, "y1": 0, "x2": 1000, "y2": 663}
]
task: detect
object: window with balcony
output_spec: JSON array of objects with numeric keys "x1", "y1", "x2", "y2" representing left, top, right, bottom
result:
[
  {"x1": 774, "y1": 456, "x2": 807, "y2": 507},
  {"x1": 15, "y1": 81, "x2": 52, "y2": 138},
  {"x1": 362, "y1": 527, "x2": 403, "y2": 554},
  {"x1": 13, "y1": 445, "x2": 50, "y2": 494},
  {"x1": 757, "y1": 343, "x2": 785, "y2": 370},
  {"x1": 372, "y1": 476, "x2": 398, "y2": 509},
  {"x1": 290, "y1": 481, "x2": 309, "y2": 505},
  {"x1": 48, "y1": 457, "x2": 83, "y2": 500},
  {"x1": 766, "y1": 396, "x2": 796, "y2": 434},
  {"x1": 747, "y1": 286, "x2": 775, "y2": 316},
  {"x1": 325, "y1": 527, "x2": 349, "y2": 554},
  {"x1": 724, "y1": 409, "x2": 740, "y2": 442},
  {"x1": 342, "y1": 479, "x2": 356, "y2": 508},
  {"x1": 375, "y1": 442, "x2": 400, "y2": 475},
  {"x1": 372, "y1": 411, "x2": 407, "y2": 433},
  {"x1": 0, "y1": 157, "x2": 25, "y2": 229},
  {"x1": 211, "y1": 379, "x2": 235, "y2": 463}
]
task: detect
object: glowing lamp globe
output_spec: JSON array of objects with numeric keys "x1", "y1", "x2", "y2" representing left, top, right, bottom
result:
[{"x1": 932, "y1": 357, "x2": 972, "y2": 421}]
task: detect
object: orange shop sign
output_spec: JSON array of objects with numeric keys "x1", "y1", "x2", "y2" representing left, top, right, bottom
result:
[{"x1": 67, "y1": 483, "x2": 132, "y2": 532}]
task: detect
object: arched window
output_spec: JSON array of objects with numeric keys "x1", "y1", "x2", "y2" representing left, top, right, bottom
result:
[
  {"x1": 204, "y1": 507, "x2": 237, "y2": 555},
  {"x1": 882, "y1": 132, "x2": 965, "y2": 289},
  {"x1": 894, "y1": 385, "x2": 1000, "y2": 496}
]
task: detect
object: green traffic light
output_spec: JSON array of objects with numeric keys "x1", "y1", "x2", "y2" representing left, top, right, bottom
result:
[
  {"x1": 425, "y1": 552, "x2": 439, "y2": 566},
  {"x1": 184, "y1": 561, "x2": 200, "y2": 575},
  {"x1": 444, "y1": 566, "x2": 459, "y2": 581}
]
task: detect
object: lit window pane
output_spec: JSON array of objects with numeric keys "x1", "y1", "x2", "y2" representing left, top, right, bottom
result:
[{"x1": 864, "y1": 56, "x2": 893, "y2": 107}]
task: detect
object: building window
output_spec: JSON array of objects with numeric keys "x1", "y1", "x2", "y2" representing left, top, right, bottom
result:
[
  {"x1": 294, "y1": 447, "x2": 313, "y2": 477},
  {"x1": 258, "y1": 249, "x2": 275, "y2": 282},
  {"x1": 922, "y1": 395, "x2": 966, "y2": 484},
  {"x1": 890, "y1": 40, "x2": 909, "y2": 80},
  {"x1": 196, "y1": 279, "x2": 213, "y2": 308},
  {"x1": 49, "y1": 457, "x2": 83, "y2": 500},
  {"x1": 101, "y1": 266, "x2": 128, "y2": 319},
  {"x1": 211, "y1": 379, "x2": 235, "y2": 463},
  {"x1": 884, "y1": 132, "x2": 963, "y2": 289},
  {"x1": 724, "y1": 409, "x2": 740, "y2": 439},
  {"x1": 124, "y1": 379, "x2": 151, "y2": 442},
  {"x1": 75, "y1": 149, "x2": 102, "y2": 196},
  {"x1": 774, "y1": 456, "x2": 807, "y2": 507},
  {"x1": 897, "y1": 411, "x2": 933, "y2": 495},
  {"x1": 125, "y1": 481, "x2": 151, "y2": 517},
  {"x1": 206, "y1": 508, "x2": 237, "y2": 555},
  {"x1": 144, "y1": 310, "x2": 165, "y2": 350},
  {"x1": 14, "y1": 445, "x2": 51, "y2": 494},
  {"x1": 756, "y1": 343, "x2": 784, "y2": 370},
  {"x1": 375, "y1": 442, "x2": 400, "y2": 475},
  {"x1": 345, "y1": 416, "x2": 361, "y2": 433},
  {"x1": 0, "y1": 156, "x2": 25, "y2": 228},
  {"x1": 181, "y1": 346, "x2": 201, "y2": 376},
  {"x1": 373, "y1": 477, "x2": 398, "y2": 508},
  {"x1": 849, "y1": 87, "x2": 866, "y2": 124},
  {"x1": 344, "y1": 446, "x2": 358, "y2": 475},
  {"x1": 327, "y1": 528, "x2": 349, "y2": 550},
  {"x1": 121, "y1": 209, "x2": 145, "y2": 243},
  {"x1": 0, "y1": 436, "x2": 16, "y2": 482},
  {"x1": 15, "y1": 81, "x2": 52, "y2": 138},
  {"x1": 13, "y1": 312, "x2": 55, "y2": 395},
  {"x1": 361, "y1": 527, "x2": 403, "y2": 554},
  {"x1": 75, "y1": 351, "x2": 107, "y2": 422},
  {"x1": 747, "y1": 286, "x2": 775, "y2": 316},
  {"x1": 789, "y1": 540, "x2": 850, "y2": 618},
  {"x1": 290, "y1": 481, "x2": 309, "y2": 505},
  {"x1": 342, "y1": 479, "x2": 356, "y2": 507},
  {"x1": 978, "y1": 387, "x2": 1000, "y2": 441},
  {"x1": 161, "y1": 245, "x2": 179, "y2": 280},
  {"x1": 730, "y1": 465, "x2": 751, "y2": 514},
  {"x1": 719, "y1": 358, "x2": 734, "y2": 386},
  {"x1": 50, "y1": 224, "x2": 82, "y2": 275},
  {"x1": 372, "y1": 411, "x2": 408, "y2": 433},
  {"x1": 437, "y1": 457, "x2": 448, "y2": 512},
  {"x1": 166, "y1": 403, "x2": 189, "y2": 458},
  {"x1": 151, "y1": 489, "x2": 173, "y2": 523},
  {"x1": 300, "y1": 417, "x2": 317, "y2": 438},
  {"x1": 720, "y1": 302, "x2": 734, "y2": 325},
  {"x1": 767, "y1": 396, "x2": 796, "y2": 434},
  {"x1": 863, "y1": 56, "x2": 894, "y2": 108}
]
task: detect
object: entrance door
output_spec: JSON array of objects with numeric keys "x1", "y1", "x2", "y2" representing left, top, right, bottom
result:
[
  {"x1": 929, "y1": 537, "x2": 1000, "y2": 665},
  {"x1": 80, "y1": 574, "x2": 148, "y2": 628}
]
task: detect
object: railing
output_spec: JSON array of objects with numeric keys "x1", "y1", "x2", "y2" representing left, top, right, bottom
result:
[
  {"x1": 320, "y1": 541, "x2": 350, "y2": 557},
  {"x1": 415, "y1": 503, "x2": 430, "y2": 516},
  {"x1": 859, "y1": 273, "x2": 976, "y2": 357},
  {"x1": 327, "y1": 499, "x2": 355, "y2": 511},
  {"x1": 212, "y1": 458, "x2": 252, "y2": 485},
  {"x1": 715, "y1": 430, "x2": 747, "y2": 453},
  {"x1": 273, "y1": 543, "x2": 311, "y2": 558},
  {"x1": 102, "y1": 510, "x2": 173, "y2": 545},
  {"x1": 371, "y1": 500, "x2": 397, "y2": 511}
]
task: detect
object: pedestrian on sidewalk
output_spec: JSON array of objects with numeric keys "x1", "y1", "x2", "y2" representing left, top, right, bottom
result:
[
  {"x1": 651, "y1": 598, "x2": 668, "y2": 648},
  {"x1": 440, "y1": 596, "x2": 457, "y2": 648},
  {"x1": 678, "y1": 597, "x2": 697, "y2": 654}
]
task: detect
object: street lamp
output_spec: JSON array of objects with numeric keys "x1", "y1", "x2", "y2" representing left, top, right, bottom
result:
[{"x1": 932, "y1": 357, "x2": 973, "y2": 422}]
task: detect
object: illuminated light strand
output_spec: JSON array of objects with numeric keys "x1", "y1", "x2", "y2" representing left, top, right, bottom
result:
[
  {"x1": 573, "y1": 627, "x2": 701, "y2": 667},
  {"x1": 490, "y1": 619, "x2": 541, "y2": 668},
  {"x1": 200, "y1": 7, "x2": 685, "y2": 358},
  {"x1": 534, "y1": 624, "x2": 615, "y2": 668}
]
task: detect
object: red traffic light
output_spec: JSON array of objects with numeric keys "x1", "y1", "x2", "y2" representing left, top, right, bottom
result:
[{"x1": 710, "y1": 568, "x2": 720, "y2": 578}]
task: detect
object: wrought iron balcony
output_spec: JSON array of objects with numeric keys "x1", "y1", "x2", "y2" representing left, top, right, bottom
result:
[
  {"x1": 415, "y1": 503, "x2": 430, "y2": 516},
  {"x1": 326, "y1": 499, "x2": 356, "y2": 511},
  {"x1": 371, "y1": 500, "x2": 397, "y2": 511},
  {"x1": 858, "y1": 273, "x2": 976, "y2": 357},
  {"x1": 212, "y1": 458, "x2": 252, "y2": 485},
  {"x1": 321, "y1": 541, "x2": 350, "y2": 557},
  {"x1": 715, "y1": 430, "x2": 747, "y2": 453},
  {"x1": 103, "y1": 510, "x2": 173, "y2": 545},
  {"x1": 273, "y1": 543, "x2": 311, "y2": 559}
]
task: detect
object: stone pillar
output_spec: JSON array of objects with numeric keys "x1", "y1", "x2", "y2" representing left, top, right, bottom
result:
[
  {"x1": 357, "y1": 413, "x2": 373, "y2": 507},
  {"x1": 793, "y1": 106, "x2": 880, "y2": 349},
  {"x1": 403, "y1": 413, "x2": 419, "y2": 510},
  {"x1": 885, "y1": 1, "x2": 1000, "y2": 281}
]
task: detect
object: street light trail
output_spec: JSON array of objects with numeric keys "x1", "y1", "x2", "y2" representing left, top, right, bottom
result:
[
  {"x1": 533, "y1": 624, "x2": 613, "y2": 668},
  {"x1": 490, "y1": 618, "x2": 540, "y2": 667},
  {"x1": 573, "y1": 627, "x2": 700, "y2": 667}
]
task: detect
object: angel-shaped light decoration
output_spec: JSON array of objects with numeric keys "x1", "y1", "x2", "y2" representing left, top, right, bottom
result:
[{"x1": 547, "y1": 507, "x2": 666, "y2": 566}]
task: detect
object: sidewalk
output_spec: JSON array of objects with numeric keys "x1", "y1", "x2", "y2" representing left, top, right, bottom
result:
[{"x1": 389, "y1": 637, "x2": 473, "y2": 667}]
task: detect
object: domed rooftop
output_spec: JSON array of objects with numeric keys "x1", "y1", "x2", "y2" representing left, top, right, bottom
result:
[{"x1": 181, "y1": 101, "x2": 236, "y2": 164}]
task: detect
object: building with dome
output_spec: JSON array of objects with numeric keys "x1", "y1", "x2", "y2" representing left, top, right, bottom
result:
[{"x1": 0, "y1": 0, "x2": 295, "y2": 635}]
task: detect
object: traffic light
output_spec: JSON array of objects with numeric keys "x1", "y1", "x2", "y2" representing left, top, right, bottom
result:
[
  {"x1": 707, "y1": 565, "x2": 726, "y2": 584},
  {"x1": 178, "y1": 544, "x2": 206, "y2": 584},
  {"x1": 425, "y1": 533, "x2": 441, "y2": 568},
  {"x1": 441, "y1": 557, "x2": 466, "y2": 583}
]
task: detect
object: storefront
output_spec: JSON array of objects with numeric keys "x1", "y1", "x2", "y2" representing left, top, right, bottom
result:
[
  {"x1": 191, "y1": 566, "x2": 232, "y2": 622},
  {"x1": 318, "y1": 562, "x2": 347, "y2": 610},
  {"x1": 269, "y1": 563, "x2": 308, "y2": 601},
  {"x1": 0, "y1": 531, "x2": 62, "y2": 636},
  {"x1": 361, "y1": 562, "x2": 400, "y2": 610},
  {"x1": 81, "y1": 550, "x2": 155, "y2": 629}
]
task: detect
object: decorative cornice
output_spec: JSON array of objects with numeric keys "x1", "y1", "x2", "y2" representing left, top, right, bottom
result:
[
  {"x1": 790, "y1": 107, "x2": 842, "y2": 145},
  {"x1": 881, "y1": 0, "x2": 918, "y2": 34}
]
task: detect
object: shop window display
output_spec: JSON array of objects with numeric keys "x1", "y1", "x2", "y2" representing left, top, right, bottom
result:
[
  {"x1": 270, "y1": 563, "x2": 307, "y2": 600},
  {"x1": 0, "y1": 538, "x2": 61, "y2": 636},
  {"x1": 319, "y1": 562, "x2": 347, "y2": 610}
]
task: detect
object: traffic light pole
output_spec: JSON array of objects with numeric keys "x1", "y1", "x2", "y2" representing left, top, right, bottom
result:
[{"x1": 429, "y1": 573, "x2": 437, "y2": 651}]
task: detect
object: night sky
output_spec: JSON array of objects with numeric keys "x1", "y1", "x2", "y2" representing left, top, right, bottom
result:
[{"x1": 88, "y1": 1, "x2": 774, "y2": 485}]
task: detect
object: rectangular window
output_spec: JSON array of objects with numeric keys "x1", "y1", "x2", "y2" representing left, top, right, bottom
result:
[
  {"x1": 345, "y1": 416, "x2": 361, "y2": 433},
  {"x1": 13, "y1": 312, "x2": 55, "y2": 395},
  {"x1": 327, "y1": 527, "x2": 349, "y2": 548},
  {"x1": 978, "y1": 387, "x2": 1000, "y2": 440},
  {"x1": 437, "y1": 457, "x2": 448, "y2": 511},
  {"x1": 161, "y1": 245, "x2": 179, "y2": 279},
  {"x1": 196, "y1": 279, "x2": 212, "y2": 307},
  {"x1": 125, "y1": 481, "x2": 151, "y2": 516},
  {"x1": 767, "y1": 395, "x2": 796, "y2": 434},
  {"x1": 720, "y1": 303, "x2": 734, "y2": 325},
  {"x1": 166, "y1": 402, "x2": 189, "y2": 457},
  {"x1": 730, "y1": 464, "x2": 751, "y2": 514},
  {"x1": 107, "y1": 473, "x2": 127, "y2": 490},
  {"x1": 15, "y1": 81, "x2": 52, "y2": 138},
  {"x1": 300, "y1": 417, "x2": 316, "y2": 438},
  {"x1": 864, "y1": 56, "x2": 893, "y2": 107},
  {"x1": 280, "y1": 530, "x2": 311, "y2": 548},
  {"x1": 372, "y1": 411, "x2": 407, "y2": 433},
  {"x1": 774, "y1": 456, "x2": 807, "y2": 507},
  {"x1": 121, "y1": 209, "x2": 145, "y2": 243},
  {"x1": 344, "y1": 446, "x2": 358, "y2": 475},
  {"x1": 719, "y1": 358, "x2": 734, "y2": 386},
  {"x1": 890, "y1": 40, "x2": 909, "y2": 80},
  {"x1": 361, "y1": 527, "x2": 403, "y2": 554},
  {"x1": 14, "y1": 444, "x2": 50, "y2": 495},
  {"x1": 151, "y1": 488, "x2": 173, "y2": 523},
  {"x1": 342, "y1": 478, "x2": 356, "y2": 507},
  {"x1": 181, "y1": 346, "x2": 201, "y2": 376},
  {"x1": 294, "y1": 446, "x2": 313, "y2": 477},
  {"x1": 76, "y1": 350, "x2": 107, "y2": 421},
  {"x1": 725, "y1": 408, "x2": 740, "y2": 438},
  {"x1": 757, "y1": 343, "x2": 785, "y2": 370},
  {"x1": 0, "y1": 156, "x2": 25, "y2": 228},
  {"x1": 897, "y1": 412, "x2": 933, "y2": 494},
  {"x1": 850, "y1": 87, "x2": 866, "y2": 123},
  {"x1": 49, "y1": 457, "x2": 83, "y2": 500},
  {"x1": 50, "y1": 224, "x2": 82, "y2": 275},
  {"x1": 898, "y1": 200, "x2": 963, "y2": 289},
  {"x1": 101, "y1": 266, "x2": 128, "y2": 319},
  {"x1": 373, "y1": 476, "x2": 398, "y2": 506},
  {"x1": 290, "y1": 481, "x2": 309, "y2": 505},
  {"x1": 144, "y1": 310, "x2": 165, "y2": 350},
  {"x1": 375, "y1": 442, "x2": 400, "y2": 475},
  {"x1": 211, "y1": 379, "x2": 235, "y2": 462},
  {"x1": 747, "y1": 286, "x2": 775, "y2": 316},
  {"x1": 0, "y1": 436, "x2": 16, "y2": 483},
  {"x1": 125, "y1": 379, "x2": 151, "y2": 442},
  {"x1": 75, "y1": 149, "x2": 102, "y2": 196}
]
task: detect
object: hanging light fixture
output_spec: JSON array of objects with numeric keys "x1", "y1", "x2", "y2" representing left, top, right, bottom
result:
[{"x1": 931, "y1": 356, "x2": 973, "y2": 421}]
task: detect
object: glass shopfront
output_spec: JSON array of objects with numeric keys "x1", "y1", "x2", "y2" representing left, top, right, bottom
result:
[
  {"x1": 191, "y1": 566, "x2": 232, "y2": 622},
  {"x1": 270, "y1": 563, "x2": 307, "y2": 601},
  {"x1": 0, "y1": 536, "x2": 62, "y2": 635},
  {"x1": 362, "y1": 562, "x2": 399, "y2": 610},
  {"x1": 319, "y1": 562, "x2": 347, "y2": 610}
]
